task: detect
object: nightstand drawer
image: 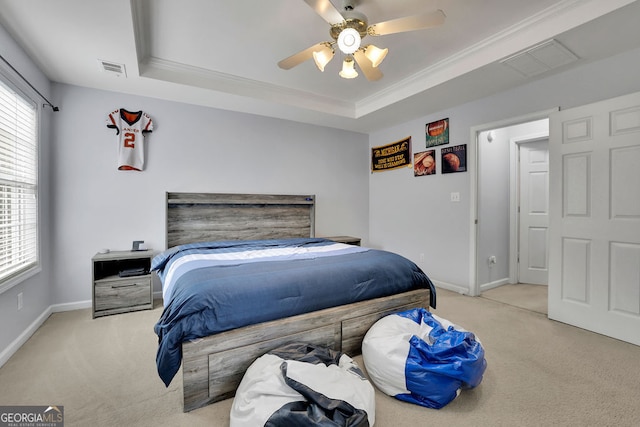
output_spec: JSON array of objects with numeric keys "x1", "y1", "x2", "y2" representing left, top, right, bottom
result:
[
  {"x1": 92, "y1": 250, "x2": 155, "y2": 318},
  {"x1": 94, "y1": 276, "x2": 152, "y2": 312}
]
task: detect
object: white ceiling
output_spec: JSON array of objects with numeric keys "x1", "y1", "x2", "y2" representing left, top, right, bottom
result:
[{"x1": 1, "y1": 0, "x2": 639, "y2": 133}]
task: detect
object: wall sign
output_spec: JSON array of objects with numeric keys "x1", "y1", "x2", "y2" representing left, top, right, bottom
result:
[
  {"x1": 414, "y1": 150, "x2": 436, "y2": 176},
  {"x1": 371, "y1": 136, "x2": 412, "y2": 172},
  {"x1": 441, "y1": 144, "x2": 467, "y2": 173},
  {"x1": 426, "y1": 118, "x2": 449, "y2": 148}
]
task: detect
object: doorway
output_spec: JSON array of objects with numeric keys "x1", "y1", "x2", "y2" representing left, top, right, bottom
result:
[{"x1": 469, "y1": 109, "x2": 557, "y2": 297}]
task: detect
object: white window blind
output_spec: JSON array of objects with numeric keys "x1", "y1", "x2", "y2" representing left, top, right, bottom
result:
[{"x1": 0, "y1": 78, "x2": 38, "y2": 285}]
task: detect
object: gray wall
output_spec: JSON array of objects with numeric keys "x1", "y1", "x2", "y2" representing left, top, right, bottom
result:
[
  {"x1": 49, "y1": 84, "x2": 370, "y2": 305},
  {"x1": 476, "y1": 119, "x2": 549, "y2": 289},
  {"x1": 476, "y1": 125, "x2": 514, "y2": 287},
  {"x1": 369, "y1": 47, "x2": 640, "y2": 294},
  {"x1": 2, "y1": 16, "x2": 640, "y2": 363},
  {"x1": 0, "y1": 24, "x2": 52, "y2": 360}
]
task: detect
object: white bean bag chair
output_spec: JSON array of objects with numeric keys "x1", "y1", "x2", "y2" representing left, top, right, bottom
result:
[
  {"x1": 362, "y1": 308, "x2": 486, "y2": 409},
  {"x1": 230, "y1": 342, "x2": 375, "y2": 427}
]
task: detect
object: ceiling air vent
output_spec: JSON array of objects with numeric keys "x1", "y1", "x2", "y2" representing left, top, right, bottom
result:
[
  {"x1": 98, "y1": 59, "x2": 127, "y2": 77},
  {"x1": 501, "y1": 39, "x2": 578, "y2": 78}
]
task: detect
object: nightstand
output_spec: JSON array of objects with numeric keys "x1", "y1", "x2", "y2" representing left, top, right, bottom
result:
[
  {"x1": 323, "y1": 236, "x2": 361, "y2": 246},
  {"x1": 92, "y1": 250, "x2": 155, "y2": 318}
]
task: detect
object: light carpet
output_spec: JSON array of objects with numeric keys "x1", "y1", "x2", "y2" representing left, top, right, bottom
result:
[
  {"x1": 480, "y1": 283, "x2": 548, "y2": 315},
  {"x1": 1, "y1": 288, "x2": 639, "y2": 426}
]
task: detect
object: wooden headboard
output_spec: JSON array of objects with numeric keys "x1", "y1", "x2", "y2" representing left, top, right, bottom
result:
[{"x1": 166, "y1": 192, "x2": 316, "y2": 248}]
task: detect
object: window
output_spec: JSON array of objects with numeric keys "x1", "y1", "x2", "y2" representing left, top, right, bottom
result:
[{"x1": 0, "y1": 77, "x2": 38, "y2": 290}]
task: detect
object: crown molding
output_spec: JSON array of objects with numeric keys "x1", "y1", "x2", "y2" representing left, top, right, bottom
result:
[
  {"x1": 138, "y1": 56, "x2": 355, "y2": 117},
  {"x1": 130, "y1": 0, "x2": 636, "y2": 121},
  {"x1": 355, "y1": 0, "x2": 636, "y2": 117}
]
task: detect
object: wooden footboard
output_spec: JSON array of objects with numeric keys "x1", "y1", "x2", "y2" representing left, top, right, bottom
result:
[{"x1": 181, "y1": 288, "x2": 430, "y2": 412}]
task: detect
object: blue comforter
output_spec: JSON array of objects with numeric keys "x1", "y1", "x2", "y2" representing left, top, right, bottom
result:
[{"x1": 153, "y1": 238, "x2": 436, "y2": 386}]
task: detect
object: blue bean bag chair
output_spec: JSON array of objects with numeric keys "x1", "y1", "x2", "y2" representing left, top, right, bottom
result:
[
  {"x1": 230, "y1": 342, "x2": 375, "y2": 426},
  {"x1": 362, "y1": 308, "x2": 486, "y2": 409}
]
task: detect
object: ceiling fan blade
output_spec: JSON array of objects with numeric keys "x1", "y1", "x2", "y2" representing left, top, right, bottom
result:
[
  {"x1": 278, "y1": 42, "x2": 328, "y2": 70},
  {"x1": 353, "y1": 50, "x2": 383, "y2": 81},
  {"x1": 368, "y1": 9, "x2": 445, "y2": 36},
  {"x1": 303, "y1": 0, "x2": 345, "y2": 24}
]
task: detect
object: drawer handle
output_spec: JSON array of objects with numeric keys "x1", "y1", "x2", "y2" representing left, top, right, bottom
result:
[{"x1": 112, "y1": 283, "x2": 139, "y2": 288}]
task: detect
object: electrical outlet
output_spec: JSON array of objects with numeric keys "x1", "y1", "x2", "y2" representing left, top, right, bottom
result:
[
  {"x1": 450, "y1": 192, "x2": 460, "y2": 202},
  {"x1": 488, "y1": 255, "x2": 497, "y2": 265},
  {"x1": 17, "y1": 292, "x2": 23, "y2": 310}
]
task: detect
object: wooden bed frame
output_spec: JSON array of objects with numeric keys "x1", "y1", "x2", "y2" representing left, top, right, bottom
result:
[{"x1": 164, "y1": 192, "x2": 431, "y2": 412}]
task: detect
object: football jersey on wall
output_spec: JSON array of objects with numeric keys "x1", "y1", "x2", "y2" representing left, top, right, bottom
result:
[{"x1": 106, "y1": 108, "x2": 153, "y2": 171}]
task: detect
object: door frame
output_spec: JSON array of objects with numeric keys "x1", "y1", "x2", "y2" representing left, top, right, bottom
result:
[
  {"x1": 509, "y1": 134, "x2": 549, "y2": 285},
  {"x1": 469, "y1": 107, "x2": 558, "y2": 296}
]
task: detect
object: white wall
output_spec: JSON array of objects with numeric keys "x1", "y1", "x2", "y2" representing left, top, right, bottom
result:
[
  {"x1": 0, "y1": 24, "x2": 53, "y2": 361},
  {"x1": 49, "y1": 84, "x2": 370, "y2": 305},
  {"x1": 369, "y1": 47, "x2": 640, "y2": 294}
]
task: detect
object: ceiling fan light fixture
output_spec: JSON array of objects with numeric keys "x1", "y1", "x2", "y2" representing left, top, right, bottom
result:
[
  {"x1": 365, "y1": 44, "x2": 388, "y2": 68},
  {"x1": 339, "y1": 56, "x2": 358, "y2": 79},
  {"x1": 312, "y1": 44, "x2": 335, "y2": 72},
  {"x1": 337, "y1": 28, "x2": 361, "y2": 54}
]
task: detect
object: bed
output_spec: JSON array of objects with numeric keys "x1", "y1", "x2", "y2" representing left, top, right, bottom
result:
[{"x1": 153, "y1": 192, "x2": 436, "y2": 412}]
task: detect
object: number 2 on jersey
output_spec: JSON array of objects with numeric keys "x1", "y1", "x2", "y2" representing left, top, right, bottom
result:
[{"x1": 124, "y1": 132, "x2": 136, "y2": 148}]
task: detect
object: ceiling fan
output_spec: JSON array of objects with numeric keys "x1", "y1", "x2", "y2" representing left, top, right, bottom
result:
[{"x1": 278, "y1": 0, "x2": 446, "y2": 81}]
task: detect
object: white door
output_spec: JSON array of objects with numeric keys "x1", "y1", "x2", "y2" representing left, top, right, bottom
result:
[
  {"x1": 518, "y1": 140, "x2": 549, "y2": 285},
  {"x1": 548, "y1": 91, "x2": 640, "y2": 345}
]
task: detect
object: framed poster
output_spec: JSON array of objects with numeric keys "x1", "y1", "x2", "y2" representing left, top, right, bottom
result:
[
  {"x1": 441, "y1": 144, "x2": 467, "y2": 173},
  {"x1": 414, "y1": 150, "x2": 436, "y2": 176},
  {"x1": 425, "y1": 118, "x2": 449, "y2": 148}
]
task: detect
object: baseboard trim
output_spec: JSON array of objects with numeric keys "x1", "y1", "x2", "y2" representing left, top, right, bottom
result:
[
  {"x1": 0, "y1": 305, "x2": 52, "y2": 368},
  {"x1": 0, "y1": 299, "x2": 93, "y2": 369},
  {"x1": 432, "y1": 280, "x2": 471, "y2": 295},
  {"x1": 480, "y1": 278, "x2": 511, "y2": 293},
  {"x1": 51, "y1": 299, "x2": 92, "y2": 313}
]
